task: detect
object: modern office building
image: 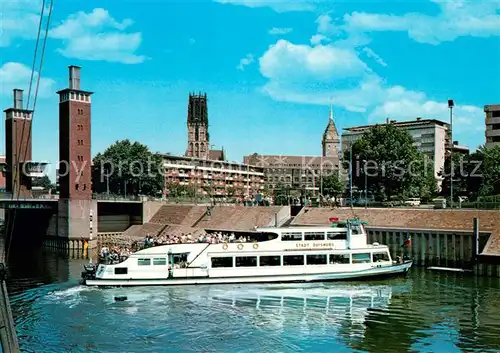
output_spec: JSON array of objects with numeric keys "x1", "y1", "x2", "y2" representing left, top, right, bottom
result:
[
  {"x1": 485, "y1": 104, "x2": 500, "y2": 148},
  {"x1": 341, "y1": 118, "x2": 469, "y2": 179}
]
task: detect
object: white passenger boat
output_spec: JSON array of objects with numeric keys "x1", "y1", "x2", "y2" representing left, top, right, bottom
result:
[{"x1": 81, "y1": 218, "x2": 412, "y2": 287}]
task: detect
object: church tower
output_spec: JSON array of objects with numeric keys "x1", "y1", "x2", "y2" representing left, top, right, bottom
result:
[
  {"x1": 322, "y1": 104, "x2": 340, "y2": 158},
  {"x1": 185, "y1": 93, "x2": 209, "y2": 159}
]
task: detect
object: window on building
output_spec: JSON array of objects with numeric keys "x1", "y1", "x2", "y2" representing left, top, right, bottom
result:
[
  {"x1": 75, "y1": 184, "x2": 79, "y2": 190},
  {"x1": 283, "y1": 255, "x2": 304, "y2": 266},
  {"x1": 259, "y1": 256, "x2": 281, "y2": 266},
  {"x1": 306, "y1": 254, "x2": 327, "y2": 265},
  {"x1": 83, "y1": 184, "x2": 86, "y2": 190}
]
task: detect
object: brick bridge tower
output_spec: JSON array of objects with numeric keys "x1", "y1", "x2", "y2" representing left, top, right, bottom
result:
[
  {"x1": 4, "y1": 89, "x2": 33, "y2": 198},
  {"x1": 185, "y1": 93, "x2": 210, "y2": 159},
  {"x1": 56, "y1": 66, "x2": 97, "y2": 245}
]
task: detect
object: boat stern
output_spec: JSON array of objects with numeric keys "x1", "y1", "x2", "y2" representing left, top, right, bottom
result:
[{"x1": 81, "y1": 263, "x2": 98, "y2": 284}]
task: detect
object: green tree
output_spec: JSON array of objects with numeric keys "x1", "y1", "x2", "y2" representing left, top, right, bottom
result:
[
  {"x1": 480, "y1": 145, "x2": 500, "y2": 196},
  {"x1": 439, "y1": 150, "x2": 483, "y2": 201},
  {"x1": 166, "y1": 183, "x2": 195, "y2": 198},
  {"x1": 322, "y1": 172, "x2": 345, "y2": 203},
  {"x1": 344, "y1": 124, "x2": 437, "y2": 201},
  {"x1": 273, "y1": 183, "x2": 289, "y2": 205},
  {"x1": 92, "y1": 139, "x2": 163, "y2": 197},
  {"x1": 32, "y1": 175, "x2": 55, "y2": 189}
]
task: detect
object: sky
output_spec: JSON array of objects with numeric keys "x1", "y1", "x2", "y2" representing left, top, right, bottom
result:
[{"x1": 1, "y1": 0, "x2": 499, "y2": 181}]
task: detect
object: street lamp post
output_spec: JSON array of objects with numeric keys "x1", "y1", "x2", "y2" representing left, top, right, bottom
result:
[
  {"x1": 363, "y1": 159, "x2": 368, "y2": 209},
  {"x1": 448, "y1": 99, "x2": 454, "y2": 209},
  {"x1": 349, "y1": 144, "x2": 353, "y2": 209}
]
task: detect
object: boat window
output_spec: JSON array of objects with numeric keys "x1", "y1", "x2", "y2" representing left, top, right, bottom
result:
[
  {"x1": 153, "y1": 258, "x2": 167, "y2": 266},
  {"x1": 211, "y1": 257, "x2": 233, "y2": 268},
  {"x1": 236, "y1": 256, "x2": 257, "y2": 267},
  {"x1": 373, "y1": 252, "x2": 390, "y2": 262},
  {"x1": 306, "y1": 254, "x2": 327, "y2": 265},
  {"x1": 259, "y1": 256, "x2": 281, "y2": 266},
  {"x1": 282, "y1": 232, "x2": 302, "y2": 241},
  {"x1": 304, "y1": 232, "x2": 325, "y2": 241},
  {"x1": 114, "y1": 267, "x2": 127, "y2": 275},
  {"x1": 330, "y1": 254, "x2": 350, "y2": 264},
  {"x1": 351, "y1": 226, "x2": 362, "y2": 235},
  {"x1": 327, "y1": 231, "x2": 347, "y2": 240},
  {"x1": 137, "y1": 258, "x2": 151, "y2": 266},
  {"x1": 173, "y1": 253, "x2": 188, "y2": 263},
  {"x1": 283, "y1": 255, "x2": 304, "y2": 266},
  {"x1": 352, "y1": 253, "x2": 371, "y2": 264}
]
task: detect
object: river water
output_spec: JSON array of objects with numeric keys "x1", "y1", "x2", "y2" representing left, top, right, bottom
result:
[{"x1": 7, "y1": 249, "x2": 500, "y2": 353}]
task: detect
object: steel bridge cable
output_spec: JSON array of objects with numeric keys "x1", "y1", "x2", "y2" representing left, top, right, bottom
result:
[{"x1": 6, "y1": 0, "x2": 54, "y2": 263}]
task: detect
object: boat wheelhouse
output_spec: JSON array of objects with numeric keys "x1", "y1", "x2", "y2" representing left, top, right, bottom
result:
[{"x1": 82, "y1": 218, "x2": 412, "y2": 286}]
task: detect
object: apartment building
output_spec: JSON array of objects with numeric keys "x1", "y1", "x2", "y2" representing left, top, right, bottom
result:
[
  {"x1": 485, "y1": 104, "x2": 500, "y2": 148},
  {"x1": 162, "y1": 154, "x2": 265, "y2": 198}
]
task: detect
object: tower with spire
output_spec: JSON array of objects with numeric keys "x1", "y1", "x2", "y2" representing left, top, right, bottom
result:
[{"x1": 322, "y1": 103, "x2": 340, "y2": 158}]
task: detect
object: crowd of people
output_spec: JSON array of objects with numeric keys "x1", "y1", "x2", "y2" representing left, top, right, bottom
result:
[
  {"x1": 144, "y1": 230, "x2": 254, "y2": 247},
  {"x1": 99, "y1": 230, "x2": 257, "y2": 264}
]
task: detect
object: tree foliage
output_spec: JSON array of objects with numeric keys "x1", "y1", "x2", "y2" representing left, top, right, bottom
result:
[
  {"x1": 92, "y1": 139, "x2": 163, "y2": 196},
  {"x1": 32, "y1": 175, "x2": 55, "y2": 189},
  {"x1": 166, "y1": 183, "x2": 195, "y2": 198},
  {"x1": 439, "y1": 145, "x2": 500, "y2": 200},
  {"x1": 322, "y1": 172, "x2": 345, "y2": 202},
  {"x1": 343, "y1": 124, "x2": 437, "y2": 201}
]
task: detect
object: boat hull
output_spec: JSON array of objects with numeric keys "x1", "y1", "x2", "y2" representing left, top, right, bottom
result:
[{"x1": 83, "y1": 261, "x2": 412, "y2": 287}]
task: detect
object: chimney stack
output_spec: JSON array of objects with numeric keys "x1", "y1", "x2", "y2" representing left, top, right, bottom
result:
[
  {"x1": 13, "y1": 89, "x2": 23, "y2": 110},
  {"x1": 69, "y1": 65, "x2": 81, "y2": 90}
]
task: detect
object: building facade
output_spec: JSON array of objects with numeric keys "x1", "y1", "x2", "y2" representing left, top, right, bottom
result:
[
  {"x1": 243, "y1": 108, "x2": 341, "y2": 194},
  {"x1": 341, "y1": 118, "x2": 469, "y2": 179},
  {"x1": 163, "y1": 155, "x2": 265, "y2": 198},
  {"x1": 485, "y1": 104, "x2": 500, "y2": 148}
]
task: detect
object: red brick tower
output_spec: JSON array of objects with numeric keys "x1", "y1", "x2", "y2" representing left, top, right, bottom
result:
[
  {"x1": 4, "y1": 89, "x2": 33, "y2": 198},
  {"x1": 57, "y1": 66, "x2": 92, "y2": 200}
]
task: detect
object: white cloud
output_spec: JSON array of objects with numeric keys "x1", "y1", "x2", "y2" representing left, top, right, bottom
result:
[
  {"x1": 214, "y1": 0, "x2": 317, "y2": 12},
  {"x1": 260, "y1": 40, "x2": 368, "y2": 82},
  {"x1": 310, "y1": 34, "x2": 330, "y2": 46},
  {"x1": 342, "y1": 1, "x2": 500, "y2": 44},
  {"x1": 268, "y1": 27, "x2": 293, "y2": 35},
  {"x1": 49, "y1": 8, "x2": 147, "y2": 64},
  {"x1": 257, "y1": 39, "x2": 483, "y2": 132},
  {"x1": 237, "y1": 54, "x2": 255, "y2": 71},
  {"x1": 362, "y1": 47, "x2": 387, "y2": 67},
  {"x1": 0, "y1": 0, "x2": 48, "y2": 47},
  {"x1": 369, "y1": 96, "x2": 484, "y2": 133},
  {"x1": 0, "y1": 62, "x2": 55, "y2": 98}
]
